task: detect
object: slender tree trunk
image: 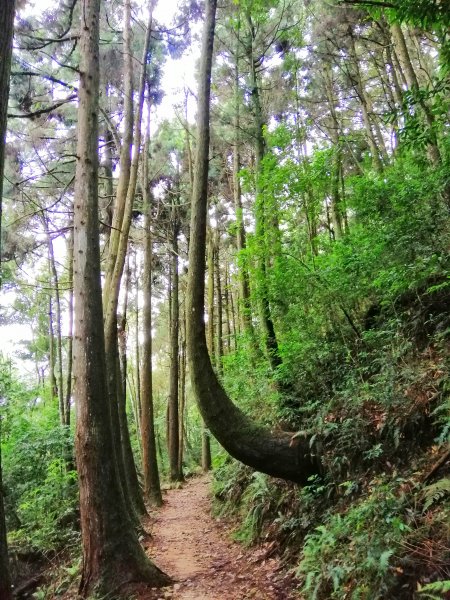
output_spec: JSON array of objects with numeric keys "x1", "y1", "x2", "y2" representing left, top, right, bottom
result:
[
  {"x1": 245, "y1": 12, "x2": 281, "y2": 369},
  {"x1": 140, "y1": 97, "x2": 163, "y2": 506},
  {"x1": 233, "y1": 54, "x2": 253, "y2": 335},
  {"x1": 178, "y1": 296, "x2": 187, "y2": 474},
  {"x1": 103, "y1": 1, "x2": 153, "y2": 332},
  {"x1": 202, "y1": 428, "x2": 212, "y2": 472},
  {"x1": 134, "y1": 251, "x2": 142, "y2": 424},
  {"x1": 207, "y1": 227, "x2": 215, "y2": 359},
  {"x1": 186, "y1": 0, "x2": 320, "y2": 485},
  {"x1": 168, "y1": 221, "x2": 182, "y2": 482},
  {"x1": 101, "y1": 0, "x2": 154, "y2": 521},
  {"x1": 117, "y1": 264, "x2": 147, "y2": 517},
  {"x1": 48, "y1": 295, "x2": 58, "y2": 399},
  {"x1": 44, "y1": 215, "x2": 66, "y2": 423},
  {"x1": 323, "y1": 63, "x2": 344, "y2": 239},
  {"x1": 214, "y1": 233, "x2": 223, "y2": 373},
  {"x1": 224, "y1": 262, "x2": 232, "y2": 353},
  {"x1": 102, "y1": 0, "x2": 134, "y2": 302}
]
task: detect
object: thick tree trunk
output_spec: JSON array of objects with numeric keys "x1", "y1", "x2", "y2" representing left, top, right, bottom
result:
[
  {"x1": 73, "y1": 0, "x2": 170, "y2": 595},
  {"x1": 186, "y1": 0, "x2": 320, "y2": 485}
]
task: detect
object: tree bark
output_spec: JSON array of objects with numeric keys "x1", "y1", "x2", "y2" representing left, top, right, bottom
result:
[
  {"x1": 168, "y1": 219, "x2": 182, "y2": 482},
  {"x1": 245, "y1": 11, "x2": 281, "y2": 369},
  {"x1": 207, "y1": 227, "x2": 215, "y2": 359},
  {"x1": 214, "y1": 231, "x2": 223, "y2": 372},
  {"x1": 44, "y1": 215, "x2": 66, "y2": 423},
  {"x1": 65, "y1": 230, "x2": 74, "y2": 426},
  {"x1": 232, "y1": 51, "x2": 253, "y2": 335},
  {"x1": 186, "y1": 0, "x2": 320, "y2": 485},
  {"x1": 140, "y1": 98, "x2": 163, "y2": 506},
  {"x1": 72, "y1": 0, "x2": 170, "y2": 594}
]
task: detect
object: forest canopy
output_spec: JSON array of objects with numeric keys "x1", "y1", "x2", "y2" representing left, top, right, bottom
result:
[{"x1": 0, "y1": 0, "x2": 449, "y2": 598}]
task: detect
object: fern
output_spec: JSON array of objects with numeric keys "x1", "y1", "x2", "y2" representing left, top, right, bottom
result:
[
  {"x1": 418, "y1": 580, "x2": 450, "y2": 599},
  {"x1": 422, "y1": 478, "x2": 450, "y2": 511}
]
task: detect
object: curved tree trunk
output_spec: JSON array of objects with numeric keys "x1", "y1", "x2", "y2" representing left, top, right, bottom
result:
[
  {"x1": 186, "y1": 0, "x2": 320, "y2": 485},
  {"x1": 73, "y1": 0, "x2": 170, "y2": 595}
]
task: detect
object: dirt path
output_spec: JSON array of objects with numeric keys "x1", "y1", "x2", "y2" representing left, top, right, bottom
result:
[{"x1": 136, "y1": 475, "x2": 297, "y2": 600}]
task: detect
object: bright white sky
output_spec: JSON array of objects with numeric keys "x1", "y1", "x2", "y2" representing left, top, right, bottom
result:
[{"x1": 2, "y1": 0, "x2": 200, "y2": 367}]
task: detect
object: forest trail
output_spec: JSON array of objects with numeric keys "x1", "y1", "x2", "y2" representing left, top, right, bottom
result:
[{"x1": 137, "y1": 475, "x2": 296, "y2": 600}]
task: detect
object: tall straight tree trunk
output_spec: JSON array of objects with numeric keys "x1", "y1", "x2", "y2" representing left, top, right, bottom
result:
[
  {"x1": 117, "y1": 264, "x2": 147, "y2": 517},
  {"x1": 48, "y1": 295, "x2": 58, "y2": 399},
  {"x1": 233, "y1": 52, "x2": 253, "y2": 335},
  {"x1": 207, "y1": 227, "x2": 215, "y2": 358},
  {"x1": 64, "y1": 229, "x2": 74, "y2": 426},
  {"x1": 102, "y1": 0, "x2": 134, "y2": 301},
  {"x1": 44, "y1": 215, "x2": 66, "y2": 423},
  {"x1": 168, "y1": 221, "x2": 182, "y2": 482},
  {"x1": 72, "y1": 0, "x2": 170, "y2": 594},
  {"x1": 187, "y1": 0, "x2": 320, "y2": 485},
  {"x1": 202, "y1": 428, "x2": 212, "y2": 472},
  {"x1": 134, "y1": 251, "x2": 142, "y2": 425},
  {"x1": 140, "y1": 98, "x2": 163, "y2": 506},
  {"x1": 245, "y1": 12, "x2": 281, "y2": 370},
  {"x1": 101, "y1": 0, "x2": 154, "y2": 520},
  {"x1": 178, "y1": 296, "x2": 187, "y2": 474},
  {"x1": 214, "y1": 233, "x2": 223, "y2": 373},
  {"x1": 224, "y1": 262, "x2": 232, "y2": 353},
  {"x1": 323, "y1": 63, "x2": 344, "y2": 239}
]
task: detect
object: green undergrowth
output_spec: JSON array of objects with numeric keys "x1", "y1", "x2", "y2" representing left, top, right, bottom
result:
[
  {"x1": 215, "y1": 146, "x2": 450, "y2": 598},
  {"x1": 216, "y1": 278, "x2": 450, "y2": 599}
]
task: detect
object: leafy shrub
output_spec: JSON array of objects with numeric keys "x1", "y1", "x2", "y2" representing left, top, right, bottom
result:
[{"x1": 296, "y1": 479, "x2": 410, "y2": 599}]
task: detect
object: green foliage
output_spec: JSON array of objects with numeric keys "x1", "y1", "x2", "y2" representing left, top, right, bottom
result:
[
  {"x1": 422, "y1": 478, "x2": 450, "y2": 512},
  {"x1": 418, "y1": 580, "x2": 450, "y2": 600},
  {"x1": 17, "y1": 458, "x2": 78, "y2": 551},
  {"x1": 1, "y1": 360, "x2": 78, "y2": 552},
  {"x1": 297, "y1": 479, "x2": 409, "y2": 599}
]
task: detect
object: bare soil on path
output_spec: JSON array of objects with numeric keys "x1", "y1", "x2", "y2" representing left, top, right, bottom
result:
[{"x1": 135, "y1": 474, "x2": 297, "y2": 600}]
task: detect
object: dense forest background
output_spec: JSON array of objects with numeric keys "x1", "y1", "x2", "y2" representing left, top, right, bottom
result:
[{"x1": 0, "y1": 0, "x2": 449, "y2": 598}]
